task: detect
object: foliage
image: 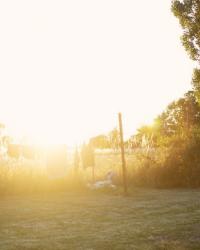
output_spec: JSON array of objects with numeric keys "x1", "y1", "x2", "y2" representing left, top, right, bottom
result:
[
  {"x1": 192, "y1": 68, "x2": 200, "y2": 103},
  {"x1": 171, "y1": 0, "x2": 200, "y2": 104},
  {"x1": 89, "y1": 134, "x2": 110, "y2": 149},
  {"x1": 157, "y1": 91, "x2": 200, "y2": 136},
  {"x1": 127, "y1": 88, "x2": 200, "y2": 188},
  {"x1": 89, "y1": 128, "x2": 120, "y2": 150},
  {"x1": 108, "y1": 128, "x2": 120, "y2": 150},
  {"x1": 172, "y1": 0, "x2": 200, "y2": 62}
]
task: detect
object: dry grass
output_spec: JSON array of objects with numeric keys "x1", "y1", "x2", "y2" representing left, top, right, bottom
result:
[
  {"x1": 1, "y1": 189, "x2": 200, "y2": 250},
  {"x1": 0, "y1": 153, "x2": 200, "y2": 249},
  {"x1": 0, "y1": 152, "x2": 142, "y2": 195}
]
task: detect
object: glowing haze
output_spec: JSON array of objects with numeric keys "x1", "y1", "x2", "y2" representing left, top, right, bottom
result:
[{"x1": 0, "y1": 0, "x2": 194, "y2": 145}]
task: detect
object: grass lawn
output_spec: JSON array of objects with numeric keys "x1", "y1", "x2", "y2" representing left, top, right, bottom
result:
[{"x1": 0, "y1": 189, "x2": 200, "y2": 250}]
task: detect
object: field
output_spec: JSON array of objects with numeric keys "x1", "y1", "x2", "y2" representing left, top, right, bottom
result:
[{"x1": 1, "y1": 189, "x2": 200, "y2": 250}]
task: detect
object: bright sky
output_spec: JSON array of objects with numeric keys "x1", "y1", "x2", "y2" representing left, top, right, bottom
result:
[{"x1": 0, "y1": 0, "x2": 194, "y2": 145}]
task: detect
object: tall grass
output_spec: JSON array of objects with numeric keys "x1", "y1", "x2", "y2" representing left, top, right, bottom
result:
[
  {"x1": 0, "y1": 146, "x2": 189, "y2": 196},
  {"x1": 94, "y1": 149, "x2": 164, "y2": 187},
  {"x1": 0, "y1": 157, "x2": 88, "y2": 195},
  {"x1": 0, "y1": 149, "x2": 160, "y2": 196}
]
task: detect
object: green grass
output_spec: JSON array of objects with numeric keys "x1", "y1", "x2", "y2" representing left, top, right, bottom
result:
[{"x1": 1, "y1": 189, "x2": 200, "y2": 250}]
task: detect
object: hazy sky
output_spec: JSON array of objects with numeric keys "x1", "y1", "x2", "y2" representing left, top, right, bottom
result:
[{"x1": 0, "y1": 0, "x2": 195, "y2": 145}]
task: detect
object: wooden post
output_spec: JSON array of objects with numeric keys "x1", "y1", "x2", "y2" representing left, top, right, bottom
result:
[{"x1": 118, "y1": 112, "x2": 128, "y2": 196}]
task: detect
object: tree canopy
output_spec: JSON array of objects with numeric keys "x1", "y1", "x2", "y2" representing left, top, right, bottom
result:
[{"x1": 172, "y1": 0, "x2": 200, "y2": 102}]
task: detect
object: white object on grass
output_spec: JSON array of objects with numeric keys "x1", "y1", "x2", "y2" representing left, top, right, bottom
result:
[{"x1": 87, "y1": 170, "x2": 116, "y2": 189}]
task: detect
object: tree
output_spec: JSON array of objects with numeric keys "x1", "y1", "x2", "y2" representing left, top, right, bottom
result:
[
  {"x1": 171, "y1": 1, "x2": 200, "y2": 102},
  {"x1": 154, "y1": 91, "x2": 200, "y2": 138},
  {"x1": 108, "y1": 128, "x2": 120, "y2": 150},
  {"x1": 192, "y1": 68, "x2": 200, "y2": 103},
  {"x1": 172, "y1": 0, "x2": 200, "y2": 62},
  {"x1": 89, "y1": 135, "x2": 110, "y2": 149},
  {"x1": 134, "y1": 125, "x2": 155, "y2": 148}
]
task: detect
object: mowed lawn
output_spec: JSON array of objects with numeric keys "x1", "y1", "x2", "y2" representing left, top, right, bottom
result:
[{"x1": 1, "y1": 189, "x2": 200, "y2": 250}]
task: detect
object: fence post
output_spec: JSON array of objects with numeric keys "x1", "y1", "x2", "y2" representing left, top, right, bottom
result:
[{"x1": 118, "y1": 112, "x2": 128, "y2": 196}]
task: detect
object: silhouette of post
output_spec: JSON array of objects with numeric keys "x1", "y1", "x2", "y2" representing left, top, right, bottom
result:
[{"x1": 118, "y1": 112, "x2": 128, "y2": 196}]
